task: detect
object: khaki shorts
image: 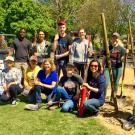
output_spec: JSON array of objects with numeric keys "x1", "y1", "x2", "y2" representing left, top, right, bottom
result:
[{"x1": 15, "y1": 62, "x2": 28, "y2": 70}]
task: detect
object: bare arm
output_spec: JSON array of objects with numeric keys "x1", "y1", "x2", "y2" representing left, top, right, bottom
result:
[{"x1": 83, "y1": 83, "x2": 99, "y2": 93}]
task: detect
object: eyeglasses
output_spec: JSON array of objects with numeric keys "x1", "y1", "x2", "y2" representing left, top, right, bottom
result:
[{"x1": 90, "y1": 65, "x2": 98, "y2": 68}]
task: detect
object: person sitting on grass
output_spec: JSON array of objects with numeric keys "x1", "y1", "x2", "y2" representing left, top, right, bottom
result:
[
  {"x1": 25, "y1": 58, "x2": 58, "y2": 110},
  {"x1": 0, "y1": 56, "x2": 23, "y2": 105},
  {"x1": 54, "y1": 63, "x2": 83, "y2": 112},
  {"x1": 23, "y1": 55, "x2": 41, "y2": 97},
  {"x1": 82, "y1": 59, "x2": 105, "y2": 116}
]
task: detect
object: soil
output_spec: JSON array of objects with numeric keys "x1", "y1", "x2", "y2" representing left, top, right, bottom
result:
[{"x1": 96, "y1": 67, "x2": 135, "y2": 135}]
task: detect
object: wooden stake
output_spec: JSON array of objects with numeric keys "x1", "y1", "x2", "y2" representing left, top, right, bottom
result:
[
  {"x1": 120, "y1": 34, "x2": 129, "y2": 97},
  {"x1": 128, "y1": 18, "x2": 135, "y2": 78},
  {"x1": 101, "y1": 13, "x2": 118, "y2": 112}
]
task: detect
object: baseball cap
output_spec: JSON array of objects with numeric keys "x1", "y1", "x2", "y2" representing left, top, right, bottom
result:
[
  {"x1": 30, "y1": 55, "x2": 38, "y2": 62},
  {"x1": 67, "y1": 62, "x2": 75, "y2": 68},
  {"x1": 5, "y1": 56, "x2": 14, "y2": 62},
  {"x1": 58, "y1": 20, "x2": 67, "y2": 26},
  {"x1": 112, "y1": 32, "x2": 120, "y2": 38}
]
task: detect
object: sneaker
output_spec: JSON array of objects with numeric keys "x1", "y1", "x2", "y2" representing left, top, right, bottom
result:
[
  {"x1": 25, "y1": 104, "x2": 41, "y2": 111},
  {"x1": 11, "y1": 100, "x2": 17, "y2": 105},
  {"x1": 48, "y1": 105, "x2": 58, "y2": 110}
]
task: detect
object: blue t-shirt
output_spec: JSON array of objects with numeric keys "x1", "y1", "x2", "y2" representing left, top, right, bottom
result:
[
  {"x1": 37, "y1": 70, "x2": 58, "y2": 93},
  {"x1": 87, "y1": 74, "x2": 105, "y2": 105}
]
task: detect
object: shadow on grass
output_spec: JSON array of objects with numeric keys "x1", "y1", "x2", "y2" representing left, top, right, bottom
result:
[{"x1": 101, "y1": 106, "x2": 133, "y2": 127}]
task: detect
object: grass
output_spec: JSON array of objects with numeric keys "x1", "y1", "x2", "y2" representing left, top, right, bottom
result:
[{"x1": 0, "y1": 97, "x2": 115, "y2": 135}]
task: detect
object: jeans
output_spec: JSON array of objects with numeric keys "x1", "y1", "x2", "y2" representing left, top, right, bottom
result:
[
  {"x1": 55, "y1": 86, "x2": 71, "y2": 101},
  {"x1": 56, "y1": 60, "x2": 68, "y2": 76},
  {"x1": 74, "y1": 62, "x2": 85, "y2": 79},
  {"x1": 9, "y1": 84, "x2": 23, "y2": 101},
  {"x1": 84, "y1": 98, "x2": 101, "y2": 114},
  {"x1": 104, "y1": 67, "x2": 122, "y2": 97},
  {"x1": 55, "y1": 86, "x2": 76, "y2": 112},
  {"x1": 28, "y1": 85, "x2": 53, "y2": 103}
]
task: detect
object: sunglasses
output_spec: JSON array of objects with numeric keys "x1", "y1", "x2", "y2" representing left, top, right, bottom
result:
[
  {"x1": 90, "y1": 64, "x2": 98, "y2": 68},
  {"x1": 6, "y1": 61, "x2": 13, "y2": 64}
]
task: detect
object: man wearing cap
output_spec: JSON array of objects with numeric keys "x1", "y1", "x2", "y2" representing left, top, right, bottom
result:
[
  {"x1": 53, "y1": 20, "x2": 73, "y2": 76},
  {"x1": 23, "y1": 55, "x2": 41, "y2": 97},
  {"x1": 103, "y1": 32, "x2": 126, "y2": 101},
  {"x1": 54, "y1": 62, "x2": 83, "y2": 112}
]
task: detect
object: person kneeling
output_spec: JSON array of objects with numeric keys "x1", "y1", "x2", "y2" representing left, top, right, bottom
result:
[{"x1": 82, "y1": 59, "x2": 106, "y2": 116}]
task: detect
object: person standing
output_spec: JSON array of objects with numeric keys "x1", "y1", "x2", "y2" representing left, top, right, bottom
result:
[
  {"x1": 32, "y1": 30, "x2": 52, "y2": 66},
  {"x1": 10, "y1": 28, "x2": 32, "y2": 70},
  {"x1": 103, "y1": 32, "x2": 126, "y2": 101},
  {"x1": 70, "y1": 28, "x2": 93, "y2": 79},
  {"x1": 53, "y1": 20, "x2": 73, "y2": 76}
]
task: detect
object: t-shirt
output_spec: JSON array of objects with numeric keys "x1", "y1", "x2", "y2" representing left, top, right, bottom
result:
[
  {"x1": 71, "y1": 39, "x2": 89, "y2": 64},
  {"x1": 11, "y1": 38, "x2": 32, "y2": 62},
  {"x1": 37, "y1": 70, "x2": 58, "y2": 93},
  {"x1": 59, "y1": 74, "x2": 83, "y2": 98},
  {"x1": 55, "y1": 34, "x2": 73, "y2": 62},
  {"x1": 104, "y1": 45, "x2": 125, "y2": 68},
  {"x1": 87, "y1": 74, "x2": 105, "y2": 105},
  {"x1": 24, "y1": 66, "x2": 41, "y2": 87}
]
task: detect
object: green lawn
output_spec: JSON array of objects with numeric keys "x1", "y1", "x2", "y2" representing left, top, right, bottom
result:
[{"x1": 0, "y1": 99, "x2": 115, "y2": 135}]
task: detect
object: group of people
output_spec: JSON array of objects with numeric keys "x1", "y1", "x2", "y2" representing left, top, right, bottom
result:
[{"x1": 0, "y1": 19, "x2": 127, "y2": 117}]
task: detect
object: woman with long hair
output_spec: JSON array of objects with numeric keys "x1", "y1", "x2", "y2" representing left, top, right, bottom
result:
[
  {"x1": 103, "y1": 32, "x2": 126, "y2": 101},
  {"x1": 82, "y1": 59, "x2": 106, "y2": 116},
  {"x1": 25, "y1": 58, "x2": 58, "y2": 110},
  {"x1": 33, "y1": 30, "x2": 52, "y2": 66}
]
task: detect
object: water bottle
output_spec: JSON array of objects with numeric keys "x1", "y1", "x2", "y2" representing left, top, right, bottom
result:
[{"x1": 31, "y1": 73, "x2": 34, "y2": 87}]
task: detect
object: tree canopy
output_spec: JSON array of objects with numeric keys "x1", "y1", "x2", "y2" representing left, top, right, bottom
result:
[{"x1": 0, "y1": 0, "x2": 135, "y2": 38}]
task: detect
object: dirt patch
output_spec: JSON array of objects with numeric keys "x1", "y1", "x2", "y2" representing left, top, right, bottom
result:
[{"x1": 96, "y1": 67, "x2": 135, "y2": 135}]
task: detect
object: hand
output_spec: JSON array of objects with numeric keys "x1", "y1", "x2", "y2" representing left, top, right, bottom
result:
[
  {"x1": 126, "y1": 49, "x2": 129, "y2": 54},
  {"x1": 83, "y1": 83, "x2": 89, "y2": 88},
  {"x1": 25, "y1": 86, "x2": 32, "y2": 91},
  {"x1": 34, "y1": 52, "x2": 39, "y2": 56},
  {"x1": 7, "y1": 83, "x2": 13, "y2": 89},
  {"x1": 73, "y1": 95, "x2": 79, "y2": 101},
  {"x1": 82, "y1": 83, "x2": 91, "y2": 91},
  {"x1": 34, "y1": 80, "x2": 42, "y2": 86},
  {"x1": 54, "y1": 34, "x2": 59, "y2": 41},
  {"x1": 3, "y1": 85, "x2": 8, "y2": 91}
]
